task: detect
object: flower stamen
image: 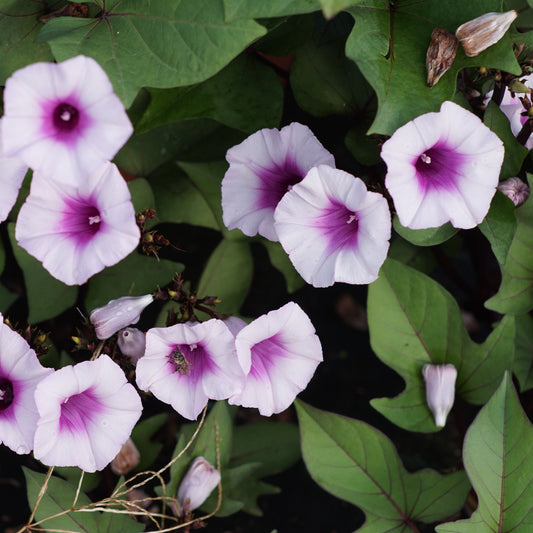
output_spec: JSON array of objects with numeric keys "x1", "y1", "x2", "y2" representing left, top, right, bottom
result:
[{"x1": 420, "y1": 153, "x2": 432, "y2": 164}]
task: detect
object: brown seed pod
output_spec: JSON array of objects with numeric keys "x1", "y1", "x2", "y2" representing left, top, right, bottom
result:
[
  {"x1": 426, "y1": 28, "x2": 459, "y2": 87},
  {"x1": 456, "y1": 10, "x2": 518, "y2": 57}
]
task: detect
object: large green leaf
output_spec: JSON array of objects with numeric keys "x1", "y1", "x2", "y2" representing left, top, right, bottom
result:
[
  {"x1": 197, "y1": 239, "x2": 253, "y2": 314},
  {"x1": 484, "y1": 101, "x2": 529, "y2": 179},
  {"x1": 296, "y1": 401, "x2": 470, "y2": 530},
  {"x1": 8, "y1": 224, "x2": 78, "y2": 324},
  {"x1": 345, "y1": 0, "x2": 521, "y2": 135},
  {"x1": 84, "y1": 252, "x2": 182, "y2": 311},
  {"x1": 486, "y1": 175, "x2": 533, "y2": 314},
  {"x1": 290, "y1": 14, "x2": 374, "y2": 118},
  {"x1": 0, "y1": 0, "x2": 54, "y2": 84},
  {"x1": 437, "y1": 373, "x2": 533, "y2": 532},
  {"x1": 115, "y1": 119, "x2": 245, "y2": 177},
  {"x1": 137, "y1": 54, "x2": 283, "y2": 134},
  {"x1": 512, "y1": 313, "x2": 533, "y2": 392},
  {"x1": 38, "y1": 0, "x2": 267, "y2": 106},
  {"x1": 367, "y1": 258, "x2": 515, "y2": 432},
  {"x1": 393, "y1": 217, "x2": 458, "y2": 247},
  {"x1": 23, "y1": 467, "x2": 99, "y2": 532},
  {"x1": 478, "y1": 191, "x2": 517, "y2": 265}
]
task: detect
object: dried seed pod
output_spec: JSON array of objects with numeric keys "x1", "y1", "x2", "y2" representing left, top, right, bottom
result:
[
  {"x1": 456, "y1": 10, "x2": 518, "y2": 57},
  {"x1": 426, "y1": 28, "x2": 459, "y2": 87}
]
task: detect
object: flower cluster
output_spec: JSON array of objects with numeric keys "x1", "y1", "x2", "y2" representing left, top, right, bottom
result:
[
  {"x1": 0, "y1": 314, "x2": 142, "y2": 472},
  {"x1": 135, "y1": 301, "x2": 323, "y2": 419},
  {"x1": 222, "y1": 123, "x2": 391, "y2": 287},
  {"x1": 1, "y1": 56, "x2": 139, "y2": 285}
]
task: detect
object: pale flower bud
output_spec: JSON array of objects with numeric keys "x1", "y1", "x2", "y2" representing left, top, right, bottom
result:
[
  {"x1": 110, "y1": 438, "x2": 140, "y2": 475},
  {"x1": 177, "y1": 456, "x2": 220, "y2": 512},
  {"x1": 422, "y1": 364, "x2": 457, "y2": 427},
  {"x1": 118, "y1": 327, "x2": 146, "y2": 363},
  {"x1": 456, "y1": 10, "x2": 517, "y2": 57},
  {"x1": 498, "y1": 177, "x2": 530, "y2": 207},
  {"x1": 90, "y1": 294, "x2": 154, "y2": 339}
]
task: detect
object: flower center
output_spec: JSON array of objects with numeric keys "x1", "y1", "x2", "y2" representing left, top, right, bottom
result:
[
  {"x1": 346, "y1": 213, "x2": 358, "y2": 226},
  {"x1": 419, "y1": 153, "x2": 432, "y2": 164},
  {"x1": 53, "y1": 103, "x2": 80, "y2": 132},
  {"x1": 0, "y1": 377, "x2": 14, "y2": 411},
  {"x1": 170, "y1": 347, "x2": 192, "y2": 375}
]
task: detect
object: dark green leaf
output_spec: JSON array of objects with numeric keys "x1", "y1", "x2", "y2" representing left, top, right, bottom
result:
[
  {"x1": 345, "y1": 124, "x2": 381, "y2": 166},
  {"x1": 484, "y1": 101, "x2": 528, "y2": 178},
  {"x1": 137, "y1": 54, "x2": 283, "y2": 134},
  {"x1": 0, "y1": 1, "x2": 54, "y2": 84},
  {"x1": 97, "y1": 512, "x2": 145, "y2": 533},
  {"x1": 197, "y1": 239, "x2": 253, "y2": 314},
  {"x1": 38, "y1": 0, "x2": 266, "y2": 107},
  {"x1": 345, "y1": 0, "x2": 521, "y2": 135},
  {"x1": 368, "y1": 259, "x2": 515, "y2": 432},
  {"x1": 131, "y1": 413, "x2": 167, "y2": 472},
  {"x1": 8, "y1": 224, "x2": 78, "y2": 324},
  {"x1": 486, "y1": 175, "x2": 533, "y2": 314},
  {"x1": 128, "y1": 178, "x2": 155, "y2": 215},
  {"x1": 115, "y1": 119, "x2": 245, "y2": 177},
  {"x1": 261, "y1": 240, "x2": 305, "y2": 293},
  {"x1": 296, "y1": 401, "x2": 470, "y2": 528},
  {"x1": 436, "y1": 373, "x2": 533, "y2": 532},
  {"x1": 512, "y1": 313, "x2": 533, "y2": 392},
  {"x1": 478, "y1": 191, "x2": 517, "y2": 264},
  {"x1": 223, "y1": 0, "x2": 321, "y2": 21},
  {"x1": 393, "y1": 216, "x2": 458, "y2": 247},
  {"x1": 23, "y1": 467, "x2": 98, "y2": 532},
  {"x1": 85, "y1": 252, "x2": 182, "y2": 311}
]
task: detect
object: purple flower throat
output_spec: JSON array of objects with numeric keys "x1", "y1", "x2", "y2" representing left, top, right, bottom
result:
[
  {"x1": 0, "y1": 377, "x2": 14, "y2": 410},
  {"x1": 53, "y1": 103, "x2": 80, "y2": 133}
]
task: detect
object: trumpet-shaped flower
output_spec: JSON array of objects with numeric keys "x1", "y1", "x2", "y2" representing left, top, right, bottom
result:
[
  {"x1": 136, "y1": 320, "x2": 244, "y2": 420},
  {"x1": 33, "y1": 354, "x2": 143, "y2": 472},
  {"x1": 422, "y1": 364, "x2": 457, "y2": 427},
  {"x1": 381, "y1": 101, "x2": 504, "y2": 229},
  {"x1": 0, "y1": 313, "x2": 52, "y2": 455},
  {"x1": 229, "y1": 302, "x2": 322, "y2": 416},
  {"x1": 90, "y1": 295, "x2": 153, "y2": 340},
  {"x1": 274, "y1": 165, "x2": 391, "y2": 287},
  {"x1": 15, "y1": 162, "x2": 140, "y2": 286},
  {"x1": 2, "y1": 55, "x2": 133, "y2": 183},
  {"x1": 222, "y1": 122, "x2": 335, "y2": 241},
  {"x1": 0, "y1": 119, "x2": 28, "y2": 223}
]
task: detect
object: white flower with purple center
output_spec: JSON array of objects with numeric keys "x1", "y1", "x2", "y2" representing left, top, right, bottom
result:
[
  {"x1": 136, "y1": 319, "x2": 244, "y2": 421},
  {"x1": 33, "y1": 354, "x2": 143, "y2": 473},
  {"x1": 2, "y1": 55, "x2": 133, "y2": 183},
  {"x1": 381, "y1": 101, "x2": 504, "y2": 230},
  {"x1": 0, "y1": 313, "x2": 52, "y2": 455},
  {"x1": 274, "y1": 165, "x2": 391, "y2": 288},
  {"x1": 229, "y1": 302, "x2": 322, "y2": 416},
  {"x1": 15, "y1": 161, "x2": 140, "y2": 286},
  {"x1": 0, "y1": 119, "x2": 28, "y2": 223},
  {"x1": 221, "y1": 122, "x2": 335, "y2": 241}
]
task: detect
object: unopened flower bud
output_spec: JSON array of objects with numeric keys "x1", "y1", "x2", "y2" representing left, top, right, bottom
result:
[
  {"x1": 508, "y1": 79, "x2": 532, "y2": 95},
  {"x1": 422, "y1": 364, "x2": 457, "y2": 427},
  {"x1": 498, "y1": 177, "x2": 530, "y2": 207},
  {"x1": 456, "y1": 10, "x2": 518, "y2": 57},
  {"x1": 426, "y1": 28, "x2": 458, "y2": 87},
  {"x1": 90, "y1": 294, "x2": 153, "y2": 339},
  {"x1": 177, "y1": 456, "x2": 220, "y2": 512},
  {"x1": 110, "y1": 438, "x2": 140, "y2": 475},
  {"x1": 118, "y1": 328, "x2": 146, "y2": 363}
]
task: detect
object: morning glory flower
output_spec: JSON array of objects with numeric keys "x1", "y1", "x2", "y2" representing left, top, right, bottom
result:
[
  {"x1": 0, "y1": 119, "x2": 28, "y2": 223},
  {"x1": 33, "y1": 354, "x2": 143, "y2": 472},
  {"x1": 221, "y1": 122, "x2": 335, "y2": 241},
  {"x1": 229, "y1": 302, "x2": 323, "y2": 417},
  {"x1": 15, "y1": 161, "x2": 140, "y2": 286},
  {"x1": 381, "y1": 101, "x2": 504, "y2": 229},
  {"x1": 90, "y1": 294, "x2": 154, "y2": 340},
  {"x1": 2, "y1": 55, "x2": 133, "y2": 183},
  {"x1": 0, "y1": 313, "x2": 53, "y2": 455},
  {"x1": 136, "y1": 319, "x2": 244, "y2": 421},
  {"x1": 274, "y1": 165, "x2": 391, "y2": 287}
]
